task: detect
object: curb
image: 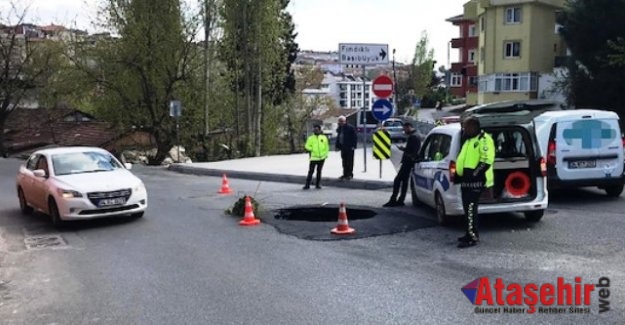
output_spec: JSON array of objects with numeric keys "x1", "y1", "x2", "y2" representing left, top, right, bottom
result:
[{"x1": 167, "y1": 164, "x2": 393, "y2": 190}]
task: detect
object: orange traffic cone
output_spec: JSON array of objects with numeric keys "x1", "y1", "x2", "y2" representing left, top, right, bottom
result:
[
  {"x1": 239, "y1": 196, "x2": 260, "y2": 226},
  {"x1": 218, "y1": 174, "x2": 233, "y2": 194},
  {"x1": 331, "y1": 203, "x2": 355, "y2": 235}
]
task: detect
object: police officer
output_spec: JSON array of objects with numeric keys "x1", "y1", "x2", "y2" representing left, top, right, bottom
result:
[
  {"x1": 383, "y1": 122, "x2": 421, "y2": 207},
  {"x1": 455, "y1": 116, "x2": 495, "y2": 248},
  {"x1": 303, "y1": 124, "x2": 330, "y2": 189}
]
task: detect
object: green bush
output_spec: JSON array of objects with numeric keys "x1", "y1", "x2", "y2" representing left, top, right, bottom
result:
[{"x1": 227, "y1": 196, "x2": 261, "y2": 218}]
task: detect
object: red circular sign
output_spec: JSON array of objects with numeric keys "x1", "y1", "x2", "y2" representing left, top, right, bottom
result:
[{"x1": 372, "y1": 75, "x2": 394, "y2": 98}]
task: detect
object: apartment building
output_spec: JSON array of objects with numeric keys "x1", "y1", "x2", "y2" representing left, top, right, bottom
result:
[
  {"x1": 460, "y1": 0, "x2": 566, "y2": 104},
  {"x1": 304, "y1": 72, "x2": 375, "y2": 109},
  {"x1": 446, "y1": 14, "x2": 479, "y2": 104}
]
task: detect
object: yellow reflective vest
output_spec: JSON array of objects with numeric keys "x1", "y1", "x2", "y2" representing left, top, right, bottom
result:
[
  {"x1": 456, "y1": 131, "x2": 495, "y2": 187},
  {"x1": 305, "y1": 134, "x2": 330, "y2": 161}
]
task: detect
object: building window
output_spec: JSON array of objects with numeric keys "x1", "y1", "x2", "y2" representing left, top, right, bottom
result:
[
  {"x1": 468, "y1": 24, "x2": 478, "y2": 37},
  {"x1": 480, "y1": 47, "x2": 485, "y2": 62},
  {"x1": 492, "y1": 73, "x2": 537, "y2": 92},
  {"x1": 450, "y1": 73, "x2": 462, "y2": 87},
  {"x1": 480, "y1": 17, "x2": 485, "y2": 31},
  {"x1": 468, "y1": 50, "x2": 477, "y2": 63},
  {"x1": 479, "y1": 78, "x2": 487, "y2": 92},
  {"x1": 505, "y1": 7, "x2": 522, "y2": 24},
  {"x1": 469, "y1": 76, "x2": 479, "y2": 87},
  {"x1": 555, "y1": 11, "x2": 563, "y2": 34},
  {"x1": 504, "y1": 41, "x2": 521, "y2": 58}
]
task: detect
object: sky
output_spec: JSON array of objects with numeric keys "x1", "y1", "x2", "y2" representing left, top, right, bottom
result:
[{"x1": 1, "y1": 0, "x2": 469, "y2": 66}]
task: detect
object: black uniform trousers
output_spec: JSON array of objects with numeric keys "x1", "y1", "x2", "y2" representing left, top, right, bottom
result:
[
  {"x1": 305, "y1": 160, "x2": 325, "y2": 187},
  {"x1": 461, "y1": 184, "x2": 484, "y2": 241}
]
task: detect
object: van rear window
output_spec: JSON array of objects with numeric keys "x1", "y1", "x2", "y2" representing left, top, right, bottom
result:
[{"x1": 491, "y1": 129, "x2": 528, "y2": 158}]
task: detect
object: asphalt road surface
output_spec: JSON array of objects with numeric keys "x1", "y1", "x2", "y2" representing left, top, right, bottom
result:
[{"x1": 0, "y1": 157, "x2": 624, "y2": 324}]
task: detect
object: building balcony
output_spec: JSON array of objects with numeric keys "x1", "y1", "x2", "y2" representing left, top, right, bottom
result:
[
  {"x1": 466, "y1": 37, "x2": 478, "y2": 49},
  {"x1": 451, "y1": 62, "x2": 464, "y2": 72},
  {"x1": 451, "y1": 38, "x2": 465, "y2": 49}
]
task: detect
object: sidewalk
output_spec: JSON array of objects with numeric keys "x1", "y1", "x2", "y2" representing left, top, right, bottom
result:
[
  {"x1": 168, "y1": 105, "x2": 466, "y2": 190},
  {"x1": 169, "y1": 148, "x2": 397, "y2": 190}
]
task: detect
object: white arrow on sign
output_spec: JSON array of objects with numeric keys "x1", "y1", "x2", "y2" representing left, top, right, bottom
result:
[{"x1": 373, "y1": 104, "x2": 392, "y2": 115}]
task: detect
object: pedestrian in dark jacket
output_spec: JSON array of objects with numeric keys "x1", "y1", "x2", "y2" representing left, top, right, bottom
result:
[
  {"x1": 336, "y1": 115, "x2": 357, "y2": 180},
  {"x1": 383, "y1": 122, "x2": 421, "y2": 207}
]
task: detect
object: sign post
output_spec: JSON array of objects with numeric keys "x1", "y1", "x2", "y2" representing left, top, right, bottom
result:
[
  {"x1": 362, "y1": 65, "x2": 367, "y2": 172},
  {"x1": 339, "y1": 43, "x2": 389, "y2": 173},
  {"x1": 169, "y1": 100, "x2": 182, "y2": 162},
  {"x1": 372, "y1": 129, "x2": 391, "y2": 179}
]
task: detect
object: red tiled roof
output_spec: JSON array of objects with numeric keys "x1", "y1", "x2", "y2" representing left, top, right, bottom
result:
[
  {"x1": 4, "y1": 107, "x2": 118, "y2": 153},
  {"x1": 40, "y1": 24, "x2": 66, "y2": 32}
]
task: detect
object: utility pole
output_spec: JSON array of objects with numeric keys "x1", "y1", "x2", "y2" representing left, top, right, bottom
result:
[
  {"x1": 392, "y1": 48, "x2": 398, "y2": 116},
  {"x1": 203, "y1": 0, "x2": 213, "y2": 136},
  {"x1": 362, "y1": 65, "x2": 367, "y2": 172}
]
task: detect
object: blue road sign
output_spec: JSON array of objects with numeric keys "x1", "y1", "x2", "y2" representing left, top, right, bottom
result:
[
  {"x1": 169, "y1": 100, "x2": 182, "y2": 117},
  {"x1": 371, "y1": 99, "x2": 394, "y2": 121}
]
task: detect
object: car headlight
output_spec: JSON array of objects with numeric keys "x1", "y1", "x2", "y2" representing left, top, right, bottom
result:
[
  {"x1": 133, "y1": 183, "x2": 146, "y2": 194},
  {"x1": 58, "y1": 189, "x2": 83, "y2": 198}
]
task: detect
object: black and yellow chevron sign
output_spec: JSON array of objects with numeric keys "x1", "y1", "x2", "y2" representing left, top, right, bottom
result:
[{"x1": 373, "y1": 129, "x2": 391, "y2": 160}]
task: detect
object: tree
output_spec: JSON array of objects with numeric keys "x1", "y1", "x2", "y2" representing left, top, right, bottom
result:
[
  {"x1": 0, "y1": 3, "x2": 62, "y2": 156},
  {"x1": 271, "y1": 0, "x2": 299, "y2": 106},
  {"x1": 219, "y1": 0, "x2": 291, "y2": 157},
  {"x1": 557, "y1": 0, "x2": 625, "y2": 122},
  {"x1": 396, "y1": 31, "x2": 435, "y2": 114},
  {"x1": 71, "y1": 0, "x2": 202, "y2": 164},
  {"x1": 282, "y1": 65, "x2": 324, "y2": 153},
  {"x1": 410, "y1": 31, "x2": 435, "y2": 98}
]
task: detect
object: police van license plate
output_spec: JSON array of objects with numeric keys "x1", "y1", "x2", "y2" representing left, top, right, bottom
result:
[
  {"x1": 569, "y1": 160, "x2": 596, "y2": 169},
  {"x1": 99, "y1": 197, "x2": 126, "y2": 207}
]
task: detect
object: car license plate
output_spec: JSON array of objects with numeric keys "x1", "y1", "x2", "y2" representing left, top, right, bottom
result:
[
  {"x1": 99, "y1": 197, "x2": 126, "y2": 207},
  {"x1": 569, "y1": 160, "x2": 596, "y2": 169}
]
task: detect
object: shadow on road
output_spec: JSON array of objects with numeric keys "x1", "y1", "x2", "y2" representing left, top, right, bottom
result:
[{"x1": 3, "y1": 207, "x2": 142, "y2": 235}]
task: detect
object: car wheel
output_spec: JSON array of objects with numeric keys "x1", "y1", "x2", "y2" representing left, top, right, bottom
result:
[
  {"x1": 435, "y1": 192, "x2": 450, "y2": 226},
  {"x1": 410, "y1": 176, "x2": 421, "y2": 207},
  {"x1": 48, "y1": 199, "x2": 63, "y2": 227},
  {"x1": 525, "y1": 210, "x2": 544, "y2": 222},
  {"x1": 131, "y1": 212, "x2": 144, "y2": 218},
  {"x1": 604, "y1": 184, "x2": 624, "y2": 197},
  {"x1": 18, "y1": 188, "x2": 33, "y2": 215}
]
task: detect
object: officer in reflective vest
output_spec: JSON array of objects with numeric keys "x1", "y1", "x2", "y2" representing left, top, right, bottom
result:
[
  {"x1": 303, "y1": 124, "x2": 330, "y2": 189},
  {"x1": 455, "y1": 116, "x2": 495, "y2": 248}
]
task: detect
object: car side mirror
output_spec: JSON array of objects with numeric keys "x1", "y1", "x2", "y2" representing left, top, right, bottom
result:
[
  {"x1": 33, "y1": 169, "x2": 47, "y2": 178},
  {"x1": 124, "y1": 163, "x2": 133, "y2": 170}
]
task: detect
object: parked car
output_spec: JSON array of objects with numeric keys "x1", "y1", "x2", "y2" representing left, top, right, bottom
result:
[
  {"x1": 437, "y1": 115, "x2": 461, "y2": 125},
  {"x1": 382, "y1": 118, "x2": 405, "y2": 142},
  {"x1": 534, "y1": 109, "x2": 625, "y2": 197},
  {"x1": 16, "y1": 147, "x2": 148, "y2": 225},
  {"x1": 410, "y1": 100, "x2": 557, "y2": 225}
]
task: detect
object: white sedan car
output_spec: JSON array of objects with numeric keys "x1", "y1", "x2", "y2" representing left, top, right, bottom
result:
[{"x1": 16, "y1": 147, "x2": 148, "y2": 225}]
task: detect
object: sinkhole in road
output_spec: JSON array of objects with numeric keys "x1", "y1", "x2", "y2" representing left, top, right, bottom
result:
[{"x1": 274, "y1": 206, "x2": 376, "y2": 222}]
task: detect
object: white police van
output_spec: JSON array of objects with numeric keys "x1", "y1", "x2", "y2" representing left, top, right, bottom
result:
[
  {"x1": 534, "y1": 109, "x2": 625, "y2": 197},
  {"x1": 410, "y1": 100, "x2": 557, "y2": 225}
]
